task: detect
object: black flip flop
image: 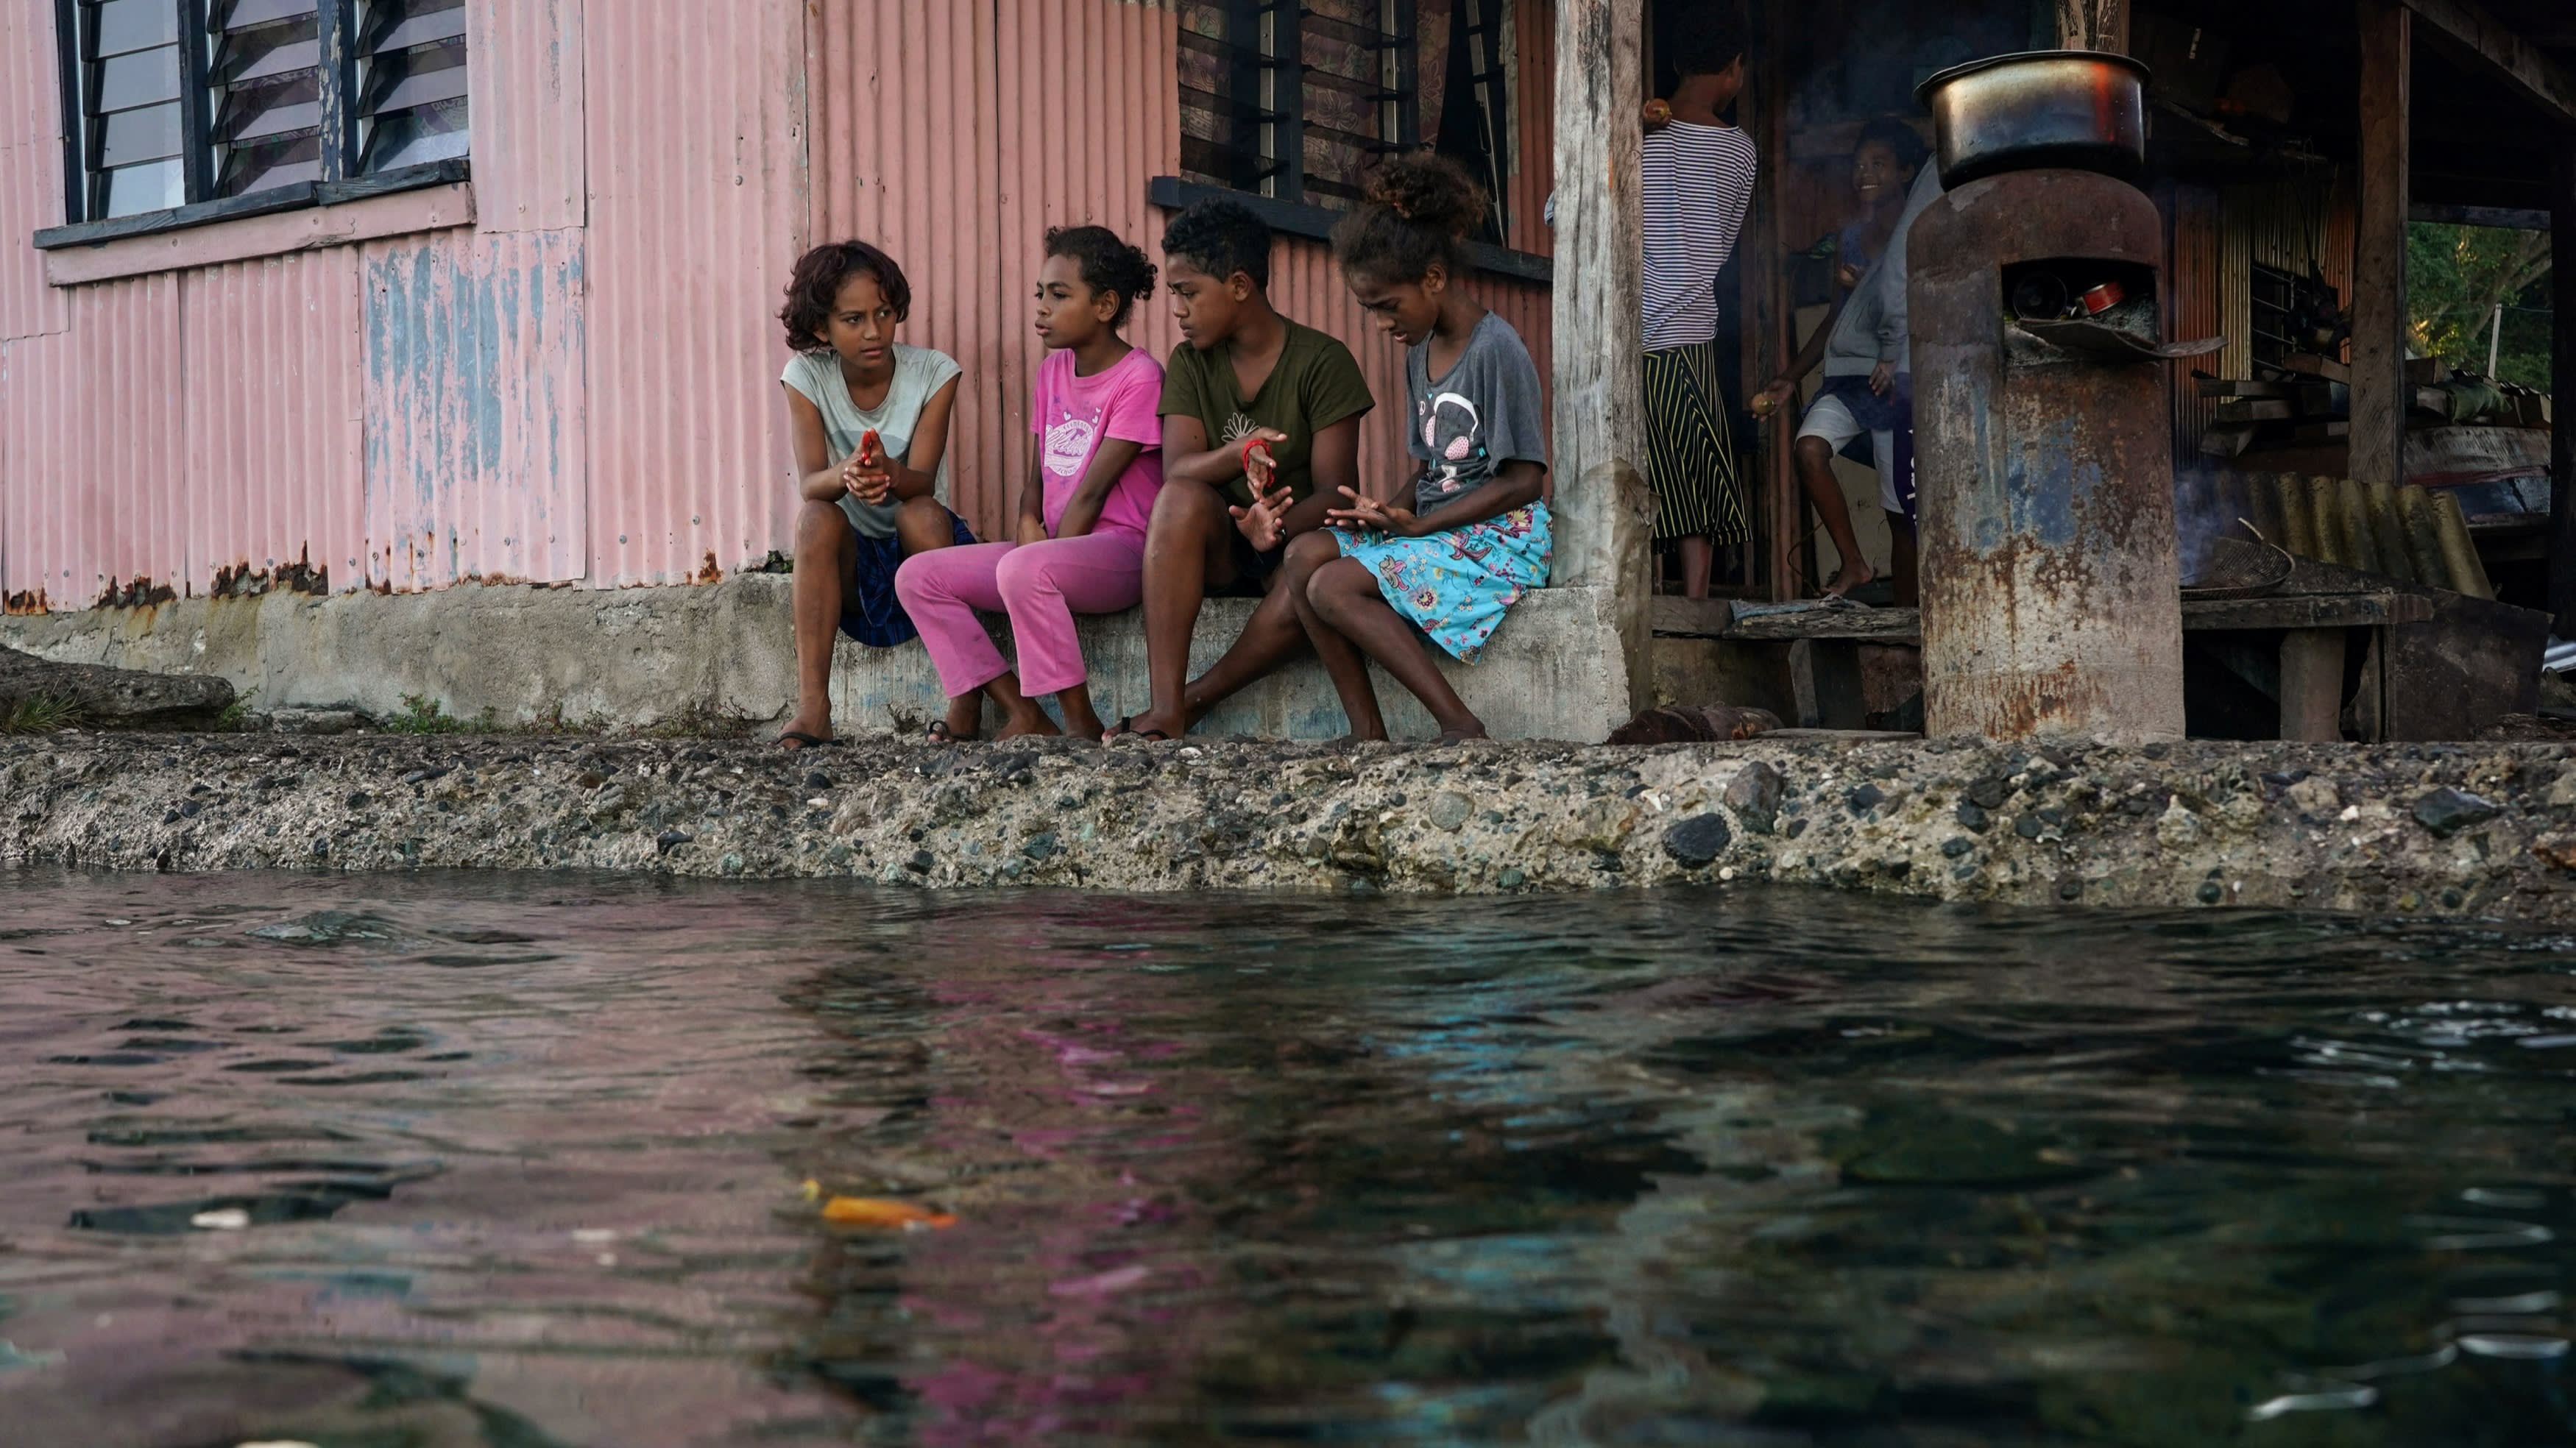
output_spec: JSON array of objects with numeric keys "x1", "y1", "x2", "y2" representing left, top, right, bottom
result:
[
  {"x1": 776, "y1": 730, "x2": 841, "y2": 750},
  {"x1": 927, "y1": 720, "x2": 979, "y2": 744},
  {"x1": 1105, "y1": 715, "x2": 1172, "y2": 743}
]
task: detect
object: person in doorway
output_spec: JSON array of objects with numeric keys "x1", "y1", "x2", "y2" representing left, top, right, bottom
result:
[
  {"x1": 894, "y1": 227, "x2": 1166, "y2": 742},
  {"x1": 1274, "y1": 152, "x2": 1549, "y2": 743},
  {"x1": 1755, "y1": 118, "x2": 1940, "y2": 603},
  {"x1": 774, "y1": 241, "x2": 977, "y2": 750},
  {"x1": 1105, "y1": 199, "x2": 1375, "y2": 742},
  {"x1": 1641, "y1": 13, "x2": 1760, "y2": 600}
]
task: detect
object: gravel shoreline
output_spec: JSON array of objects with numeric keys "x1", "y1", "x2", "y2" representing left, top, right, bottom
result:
[{"x1": 9, "y1": 731, "x2": 2576, "y2": 920}]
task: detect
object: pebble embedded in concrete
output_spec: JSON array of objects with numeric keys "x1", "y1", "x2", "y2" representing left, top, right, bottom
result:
[{"x1": 1, "y1": 734, "x2": 2573, "y2": 919}]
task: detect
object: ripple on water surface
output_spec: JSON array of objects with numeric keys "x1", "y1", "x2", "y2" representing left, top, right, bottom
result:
[{"x1": 0, "y1": 869, "x2": 2571, "y2": 1446}]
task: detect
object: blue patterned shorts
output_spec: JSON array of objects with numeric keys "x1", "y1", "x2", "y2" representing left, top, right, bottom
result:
[{"x1": 1331, "y1": 501, "x2": 1553, "y2": 663}]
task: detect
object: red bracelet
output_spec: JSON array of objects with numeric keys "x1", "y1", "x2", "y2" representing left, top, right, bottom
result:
[{"x1": 1240, "y1": 436, "x2": 1273, "y2": 477}]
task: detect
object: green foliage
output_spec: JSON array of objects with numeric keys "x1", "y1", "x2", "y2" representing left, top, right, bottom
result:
[
  {"x1": 0, "y1": 695, "x2": 84, "y2": 734},
  {"x1": 2407, "y1": 222, "x2": 2552, "y2": 391},
  {"x1": 381, "y1": 695, "x2": 499, "y2": 736}
]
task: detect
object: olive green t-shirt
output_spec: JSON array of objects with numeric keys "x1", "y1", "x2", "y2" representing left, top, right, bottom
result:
[{"x1": 1158, "y1": 321, "x2": 1376, "y2": 508}]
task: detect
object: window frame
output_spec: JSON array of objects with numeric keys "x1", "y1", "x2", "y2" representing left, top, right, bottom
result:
[{"x1": 38, "y1": 0, "x2": 467, "y2": 251}]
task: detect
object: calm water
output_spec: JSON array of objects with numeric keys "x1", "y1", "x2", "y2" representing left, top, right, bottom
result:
[{"x1": 1, "y1": 872, "x2": 2572, "y2": 1447}]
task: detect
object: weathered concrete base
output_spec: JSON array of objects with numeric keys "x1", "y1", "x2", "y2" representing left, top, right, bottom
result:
[
  {"x1": 10, "y1": 732, "x2": 2576, "y2": 922},
  {"x1": 0, "y1": 577, "x2": 1637, "y2": 743}
]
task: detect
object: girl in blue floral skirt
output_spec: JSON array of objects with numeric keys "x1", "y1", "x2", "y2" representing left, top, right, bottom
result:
[{"x1": 1271, "y1": 152, "x2": 1551, "y2": 742}]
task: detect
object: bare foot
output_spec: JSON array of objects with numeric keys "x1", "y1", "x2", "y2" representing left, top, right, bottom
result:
[
  {"x1": 776, "y1": 709, "x2": 834, "y2": 750},
  {"x1": 994, "y1": 707, "x2": 1062, "y2": 742},
  {"x1": 1820, "y1": 558, "x2": 1876, "y2": 600},
  {"x1": 1058, "y1": 698, "x2": 1107, "y2": 743},
  {"x1": 1432, "y1": 720, "x2": 1488, "y2": 745},
  {"x1": 1107, "y1": 707, "x2": 1187, "y2": 743},
  {"x1": 941, "y1": 695, "x2": 982, "y2": 741}
]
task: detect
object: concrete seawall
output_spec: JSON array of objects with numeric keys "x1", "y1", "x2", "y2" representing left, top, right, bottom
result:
[
  {"x1": 0, "y1": 577, "x2": 1638, "y2": 743},
  {"x1": 10, "y1": 732, "x2": 2576, "y2": 922}
]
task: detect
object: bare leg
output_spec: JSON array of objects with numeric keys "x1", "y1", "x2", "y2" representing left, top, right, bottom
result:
[
  {"x1": 1178, "y1": 581, "x2": 1310, "y2": 726},
  {"x1": 1795, "y1": 435, "x2": 1875, "y2": 598},
  {"x1": 1281, "y1": 532, "x2": 1383, "y2": 739},
  {"x1": 894, "y1": 497, "x2": 979, "y2": 739},
  {"x1": 782, "y1": 500, "x2": 858, "y2": 747},
  {"x1": 1121, "y1": 483, "x2": 1236, "y2": 739},
  {"x1": 1309, "y1": 558, "x2": 1484, "y2": 741},
  {"x1": 977, "y1": 670, "x2": 1060, "y2": 739},
  {"x1": 1679, "y1": 534, "x2": 1715, "y2": 600},
  {"x1": 1053, "y1": 683, "x2": 1105, "y2": 742}
]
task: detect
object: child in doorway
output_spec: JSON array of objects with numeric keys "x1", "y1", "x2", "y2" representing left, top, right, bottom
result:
[
  {"x1": 1104, "y1": 198, "x2": 1376, "y2": 741},
  {"x1": 1277, "y1": 152, "x2": 1549, "y2": 743},
  {"x1": 774, "y1": 240, "x2": 976, "y2": 748},
  {"x1": 1755, "y1": 118, "x2": 1941, "y2": 603},
  {"x1": 893, "y1": 227, "x2": 1165, "y2": 741}
]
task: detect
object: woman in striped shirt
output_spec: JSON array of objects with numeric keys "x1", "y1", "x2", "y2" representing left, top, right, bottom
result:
[{"x1": 1639, "y1": 16, "x2": 1759, "y2": 599}]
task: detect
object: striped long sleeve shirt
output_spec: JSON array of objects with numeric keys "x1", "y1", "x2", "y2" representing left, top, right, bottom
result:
[{"x1": 1641, "y1": 120, "x2": 1759, "y2": 352}]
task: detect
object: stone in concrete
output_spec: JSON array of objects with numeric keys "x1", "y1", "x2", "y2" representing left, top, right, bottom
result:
[{"x1": 0, "y1": 645, "x2": 233, "y2": 730}]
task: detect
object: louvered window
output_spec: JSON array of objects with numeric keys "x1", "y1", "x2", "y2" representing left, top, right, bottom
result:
[
  {"x1": 1176, "y1": 0, "x2": 1510, "y2": 238},
  {"x1": 353, "y1": 0, "x2": 467, "y2": 173},
  {"x1": 52, "y1": 0, "x2": 470, "y2": 227}
]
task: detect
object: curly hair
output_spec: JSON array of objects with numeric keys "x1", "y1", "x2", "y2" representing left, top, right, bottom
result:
[
  {"x1": 779, "y1": 240, "x2": 911, "y2": 352},
  {"x1": 1329, "y1": 151, "x2": 1487, "y2": 285},
  {"x1": 1855, "y1": 117, "x2": 1931, "y2": 180},
  {"x1": 1159, "y1": 197, "x2": 1272, "y2": 291},
  {"x1": 1044, "y1": 224, "x2": 1159, "y2": 330}
]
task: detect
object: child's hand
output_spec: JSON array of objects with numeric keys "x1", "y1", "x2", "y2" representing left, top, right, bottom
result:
[
  {"x1": 1238, "y1": 428, "x2": 1289, "y2": 492},
  {"x1": 843, "y1": 430, "x2": 893, "y2": 504},
  {"x1": 1229, "y1": 483, "x2": 1293, "y2": 553},
  {"x1": 1326, "y1": 486, "x2": 1418, "y2": 538}
]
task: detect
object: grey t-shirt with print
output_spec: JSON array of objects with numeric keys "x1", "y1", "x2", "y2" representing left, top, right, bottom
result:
[
  {"x1": 1405, "y1": 312, "x2": 1548, "y2": 514},
  {"x1": 780, "y1": 343, "x2": 963, "y2": 538}
]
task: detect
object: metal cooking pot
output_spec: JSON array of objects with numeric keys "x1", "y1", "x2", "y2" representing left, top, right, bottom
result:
[{"x1": 1914, "y1": 51, "x2": 2151, "y2": 189}]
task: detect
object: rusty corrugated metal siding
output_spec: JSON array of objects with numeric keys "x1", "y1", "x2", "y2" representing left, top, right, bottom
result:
[
  {"x1": 362, "y1": 230, "x2": 587, "y2": 589},
  {"x1": 583, "y1": 0, "x2": 807, "y2": 586},
  {"x1": 2, "y1": 277, "x2": 188, "y2": 608},
  {"x1": 185, "y1": 251, "x2": 367, "y2": 594},
  {"x1": 0, "y1": 0, "x2": 66, "y2": 344},
  {"x1": 2163, "y1": 182, "x2": 2222, "y2": 461},
  {"x1": 467, "y1": 0, "x2": 587, "y2": 233},
  {"x1": 1506, "y1": 0, "x2": 1554, "y2": 259}
]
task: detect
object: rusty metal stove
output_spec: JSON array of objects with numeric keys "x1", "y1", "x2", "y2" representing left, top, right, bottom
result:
[{"x1": 1911, "y1": 158, "x2": 2200, "y2": 742}]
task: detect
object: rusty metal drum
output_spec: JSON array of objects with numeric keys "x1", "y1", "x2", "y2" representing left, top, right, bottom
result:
[{"x1": 1910, "y1": 168, "x2": 2186, "y2": 743}]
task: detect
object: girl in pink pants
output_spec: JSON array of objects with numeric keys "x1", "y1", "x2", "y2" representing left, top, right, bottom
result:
[{"x1": 895, "y1": 227, "x2": 1165, "y2": 741}]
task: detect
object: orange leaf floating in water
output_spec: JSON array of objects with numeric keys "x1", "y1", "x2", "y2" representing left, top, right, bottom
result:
[{"x1": 821, "y1": 1196, "x2": 957, "y2": 1230}]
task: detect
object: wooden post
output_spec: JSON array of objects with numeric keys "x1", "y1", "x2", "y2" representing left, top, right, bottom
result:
[
  {"x1": 1550, "y1": 0, "x2": 1653, "y2": 707},
  {"x1": 2276, "y1": 630, "x2": 2347, "y2": 741},
  {"x1": 1754, "y1": 0, "x2": 1800, "y2": 601},
  {"x1": 2552, "y1": 141, "x2": 2576, "y2": 635},
  {"x1": 2053, "y1": 0, "x2": 2130, "y2": 52},
  {"x1": 2352, "y1": 0, "x2": 2411, "y2": 499}
]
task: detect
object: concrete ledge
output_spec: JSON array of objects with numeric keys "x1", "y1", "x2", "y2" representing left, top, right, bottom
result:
[{"x1": 0, "y1": 577, "x2": 1635, "y2": 743}]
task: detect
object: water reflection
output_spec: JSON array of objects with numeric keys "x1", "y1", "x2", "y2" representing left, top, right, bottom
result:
[{"x1": 1, "y1": 871, "x2": 2572, "y2": 1444}]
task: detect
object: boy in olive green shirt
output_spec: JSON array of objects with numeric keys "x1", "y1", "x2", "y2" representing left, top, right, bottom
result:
[{"x1": 1107, "y1": 199, "x2": 1375, "y2": 741}]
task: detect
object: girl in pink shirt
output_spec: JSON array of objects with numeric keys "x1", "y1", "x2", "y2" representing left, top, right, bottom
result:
[{"x1": 895, "y1": 227, "x2": 1164, "y2": 740}]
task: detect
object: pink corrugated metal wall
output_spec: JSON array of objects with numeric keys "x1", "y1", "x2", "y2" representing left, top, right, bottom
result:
[
  {"x1": 807, "y1": 0, "x2": 1555, "y2": 540},
  {"x1": 583, "y1": 0, "x2": 807, "y2": 586},
  {"x1": 362, "y1": 230, "x2": 587, "y2": 588},
  {"x1": 1, "y1": 0, "x2": 1554, "y2": 606},
  {"x1": 2, "y1": 277, "x2": 187, "y2": 608},
  {"x1": 184, "y1": 252, "x2": 367, "y2": 591}
]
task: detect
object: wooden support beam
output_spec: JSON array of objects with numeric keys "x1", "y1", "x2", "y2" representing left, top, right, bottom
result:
[
  {"x1": 2352, "y1": 0, "x2": 2412, "y2": 500},
  {"x1": 1549, "y1": 0, "x2": 1653, "y2": 706},
  {"x1": 2276, "y1": 630, "x2": 2349, "y2": 742},
  {"x1": 2399, "y1": 0, "x2": 2576, "y2": 129},
  {"x1": 1754, "y1": 0, "x2": 1800, "y2": 601},
  {"x1": 2551, "y1": 141, "x2": 2576, "y2": 636},
  {"x1": 2053, "y1": 0, "x2": 2130, "y2": 52}
]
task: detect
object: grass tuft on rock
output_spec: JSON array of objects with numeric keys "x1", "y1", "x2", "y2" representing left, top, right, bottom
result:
[{"x1": 1, "y1": 694, "x2": 85, "y2": 734}]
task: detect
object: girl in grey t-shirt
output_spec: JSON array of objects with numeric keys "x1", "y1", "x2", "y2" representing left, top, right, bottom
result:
[
  {"x1": 774, "y1": 241, "x2": 977, "y2": 748},
  {"x1": 1274, "y1": 152, "x2": 1553, "y2": 745}
]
